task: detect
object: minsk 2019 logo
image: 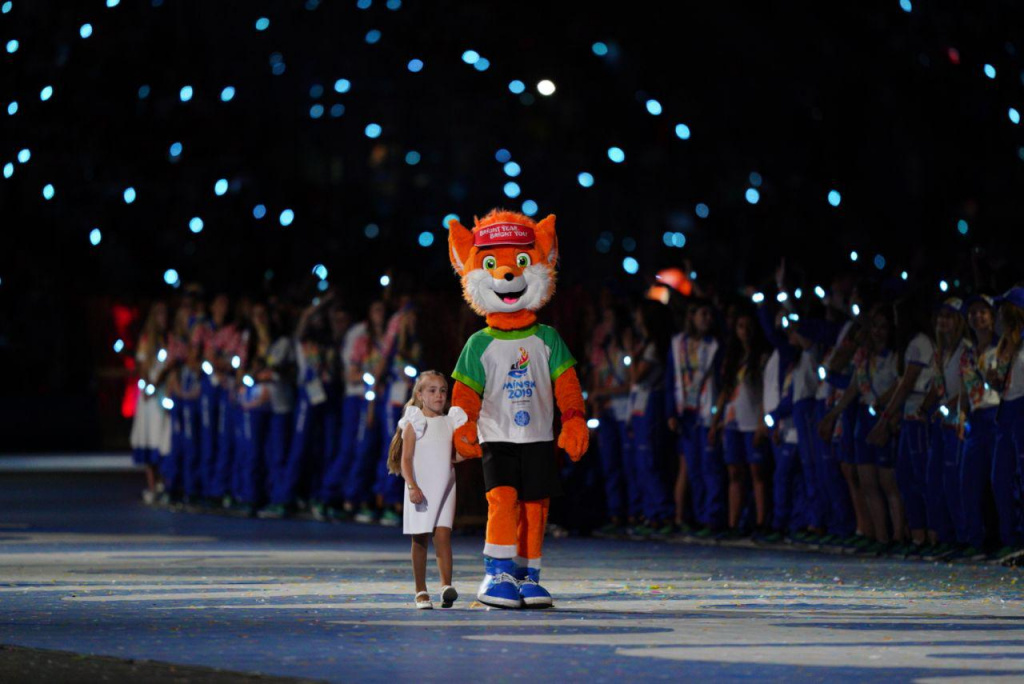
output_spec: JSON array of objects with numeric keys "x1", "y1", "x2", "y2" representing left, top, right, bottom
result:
[{"x1": 508, "y1": 347, "x2": 530, "y2": 378}]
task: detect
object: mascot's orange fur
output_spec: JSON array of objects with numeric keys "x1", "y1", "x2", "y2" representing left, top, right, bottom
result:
[{"x1": 448, "y1": 209, "x2": 588, "y2": 609}]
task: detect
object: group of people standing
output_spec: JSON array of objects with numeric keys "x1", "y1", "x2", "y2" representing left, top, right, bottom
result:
[
  {"x1": 129, "y1": 285, "x2": 423, "y2": 525},
  {"x1": 586, "y1": 275, "x2": 1024, "y2": 564}
]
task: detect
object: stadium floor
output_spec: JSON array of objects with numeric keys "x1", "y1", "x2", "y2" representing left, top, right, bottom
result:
[{"x1": 2, "y1": 472, "x2": 1023, "y2": 682}]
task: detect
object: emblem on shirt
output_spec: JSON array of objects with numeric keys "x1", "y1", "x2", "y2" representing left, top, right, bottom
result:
[
  {"x1": 514, "y1": 410, "x2": 531, "y2": 426},
  {"x1": 508, "y1": 347, "x2": 530, "y2": 378}
]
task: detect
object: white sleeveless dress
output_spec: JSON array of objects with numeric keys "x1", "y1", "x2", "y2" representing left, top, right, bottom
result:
[{"x1": 400, "y1": 406, "x2": 467, "y2": 534}]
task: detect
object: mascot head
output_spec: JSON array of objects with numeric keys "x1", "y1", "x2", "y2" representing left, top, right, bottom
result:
[{"x1": 448, "y1": 209, "x2": 558, "y2": 327}]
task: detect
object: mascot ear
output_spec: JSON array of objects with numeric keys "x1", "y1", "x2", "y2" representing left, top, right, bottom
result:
[
  {"x1": 534, "y1": 214, "x2": 558, "y2": 267},
  {"x1": 448, "y1": 219, "x2": 474, "y2": 274}
]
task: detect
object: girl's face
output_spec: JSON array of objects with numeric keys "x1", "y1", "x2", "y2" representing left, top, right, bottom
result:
[
  {"x1": 935, "y1": 309, "x2": 956, "y2": 336},
  {"x1": 693, "y1": 306, "x2": 713, "y2": 335},
  {"x1": 211, "y1": 295, "x2": 229, "y2": 322},
  {"x1": 968, "y1": 303, "x2": 993, "y2": 335},
  {"x1": 870, "y1": 314, "x2": 890, "y2": 349},
  {"x1": 252, "y1": 304, "x2": 269, "y2": 329},
  {"x1": 153, "y1": 303, "x2": 168, "y2": 331},
  {"x1": 418, "y1": 377, "x2": 447, "y2": 414},
  {"x1": 370, "y1": 302, "x2": 386, "y2": 327},
  {"x1": 735, "y1": 315, "x2": 752, "y2": 346}
]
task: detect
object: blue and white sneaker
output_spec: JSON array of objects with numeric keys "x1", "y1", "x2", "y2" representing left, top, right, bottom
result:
[
  {"x1": 477, "y1": 557, "x2": 522, "y2": 609},
  {"x1": 515, "y1": 566, "x2": 553, "y2": 608}
]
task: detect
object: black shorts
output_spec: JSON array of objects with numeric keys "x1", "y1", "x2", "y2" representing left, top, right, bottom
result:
[{"x1": 481, "y1": 441, "x2": 562, "y2": 501}]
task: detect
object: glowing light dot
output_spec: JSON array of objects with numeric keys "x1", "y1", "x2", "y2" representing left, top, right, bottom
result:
[
  {"x1": 42, "y1": 183, "x2": 55, "y2": 200},
  {"x1": 509, "y1": 80, "x2": 525, "y2": 94},
  {"x1": 279, "y1": 209, "x2": 295, "y2": 226},
  {"x1": 814, "y1": 285, "x2": 826, "y2": 299},
  {"x1": 899, "y1": 0, "x2": 911, "y2": 11},
  {"x1": 17, "y1": 148, "x2": 29, "y2": 163},
  {"x1": 623, "y1": 356, "x2": 632, "y2": 367},
  {"x1": 363, "y1": 372, "x2": 376, "y2": 386},
  {"x1": 777, "y1": 292, "x2": 789, "y2": 303},
  {"x1": 189, "y1": 217, "x2": 204, "y2": 233},
  {"x1": 646, "y1": 99, "x2": 662, "y2": 115},
  {"x1": 587, "y1": 418, "x2": 600, "y2": 429},
  {"x1": 2, "y1": 2, "x2": 11, "y2": 13},
  {"x1": 365, "y1": 123, "x2": 382, "y2": 138},
  {"x1": 213, "y1": 179, "x2": 228, "y2": 196},
  {"x1": 169, "y1": 142, "x2": 182, "y2": 158},
  {"x1": 749, "y1": 172, "x2": 763, "y2": 187},
  {"x1": 503, "y1": 181, "x2": 521, "y2": 198},
  {"x1": 357, "y1": 0, "x2": 371, "y2": 8},
  {"x1": 330, "y1": 104, "x2": 345, "y2": 117},
  {"x1": 365, "y1": 223, "x2": 380, "y2": 238},
  {"x1": 387, "y1": 0, "x2": 401, "y2": 9},
  {"x1": 379, "y1": 274, "x2": 390, "y2": 286},
  {"x1": 695, "y1": 203, "x2": 709, "y2": 218},
  {"x1": 255, "y1": 16, "x2": 270, "y2": 30},
  {"x1": 407, "y1": 59, "x2": 424, "y2": 72},
  {"x1": 828, "y1": 189, "x2": 842, "y2": 207},
  {"x1": 404, "y1": 365, "x2": 417, "y2": 378},
  {"x1": 80, "y1": 23, "x2": 93, "y2": 39},
  {"x1": 473, "y1": 58, "x2": 490, "y2": 72},
  {"x1": 901, "y1": 271, "x2": 908, "y2": 281},
  {"x1": 462, "y1": 50, "x2": 480, "y2": 65},
  {"x1": 592, "y1": 42, "x2": 608, "y2": 56},
  {"x1": 418, "y1": 231, "x2": 434, "y2": 247},
  {"x1": 675, "y1": 123, "x2": 691, "y2": 139},
  {"x1": 220, "y1": 86, "x2": 235, "y2": 102},
  {"x1": 504, "y1": 161, "x2": 521, "y2": 177},
  {"x1": 179, "y1": 85, "x2": 193, "y2": 102},
  {"x1": 850, "y1": 250, "x2": 859, "y2": 262},
  {"x1": 578, "y1": 172, "x2": 594, "y2": 188},
  {"x1": 137, "y1": 85, "x2": 150, "y2": 100},
  {"x1": 333, "y1": 78, "x2": 351, "y2": 93},
  {"x1": 818, "y1": 366, "x2": 827, "y2": 381},
  {"x1": 164, "y1": 269, "x2": 179, "y2": 285},
  {"x1": 123, "y1": 187, "x2": 136, "y2": 204},
  {"x1": 745, "y1": 188, "x2": 760, "y2": 204},
  {"x1": 764, "y1": 414, "x2": 775, "y2": 429},
  {"x1": 113, "y1": 339, "x2": 124, "y2": 353},
  {"x1": 365, "y1": 29, "x2": 381, "y2": 44},
  {"x1": 521, "y1": 199, "x2": 538, "y2": 216},
  {"x1": 310, "y1": 104, "x2": 324, "y2": 119},
  {"x1": 107, "y1": 0, "x2": 120, "y2": 7},
  {"x1": 852, "y1": 303, "x2": 861, "y2": 317},
  {"x1": 672, "y1": 232, "x2": 686, "y2": 248},
  {"x1": 405, "y1": 150, "x2": 420, "y2": 165},
  {"x1": 5, "y1": 39, "x2": 17, "y2": 53},
  {"x1": 495, "y1": 148, "x2": 512, "y2": 163},
  {"x1": 365, "y1": 390, "x2": 376, "y2": 401},
  {"x1": 312, "y1": 264, "x2": 328, "y2": 280},
  {"x1": 984, "y1": 64, "x2": 996, "y2": 79},
  {"x1": 957, "y1": 219, "x2": 969, "y2": 235},
  {"x1": 90, "y1": 228, "x2": 102, "y2": 246},
  {"x1": 40, "y1": 86, "x2": 53, "y2": 101},
  {"x1": 2, "y1": 163, "x2": 12, "y2": 179},
  {"x1": 622, "y1": 257, "x2": 639, "y2": 275},
  {"x1": 607, "y1": 147, "x2": 625, "y2": 163},
  {"x1": 162, "y1": 398, "x2": 174, "y2": 410},
  {"x1": 442, "y1": 214, "x2": 459, "y2": 229},
  {"x1": 253, "y1": 204, "x2": 266, "y2": 219},
  {"x1": 794, "y1": 288, "x2": 803, "y2": 299},
  {"x1": 939, "y1": 280, "x2": 949, "y2": 292},
  {"x1": 7, "y1": 101, "x2": 17, "y2": 116},
  {"x1": 1010, "y1": 107, "x2": 1020, "y2": 124},
  {"x1": 537, "y1": 80, "x2": 556, "y2": 96},
  {"x1": 874, "y1": 254, "x2": 886, "y2": 270}
]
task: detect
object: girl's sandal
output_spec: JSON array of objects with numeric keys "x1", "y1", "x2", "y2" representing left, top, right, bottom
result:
[
  {"x1": 415, "y1": 591, "x2": 433, "y2": 609},
  {"x1": 440, "y1": 585, "x2": 458, "y2": 608}
]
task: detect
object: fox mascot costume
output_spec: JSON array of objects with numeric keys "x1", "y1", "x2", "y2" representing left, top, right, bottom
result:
[{"x1": 448, "y1": 209, "x2": 589, "y2": 609}]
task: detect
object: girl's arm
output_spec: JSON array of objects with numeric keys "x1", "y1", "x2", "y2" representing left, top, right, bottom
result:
[
  {"x1": 399, "y1": 423, "x2": 423, "y2": 504},
  {"x1": 818, "y1": 381, "x2": 858, "y2": 441}
]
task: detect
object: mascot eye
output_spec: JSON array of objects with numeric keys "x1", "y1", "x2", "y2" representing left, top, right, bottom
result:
[
  {"x1": 516, "y1": 253, "x2": 531, "y2": 269},
  {"x1": 483, "y1": 256, "x2": 497, "y2": 270}
]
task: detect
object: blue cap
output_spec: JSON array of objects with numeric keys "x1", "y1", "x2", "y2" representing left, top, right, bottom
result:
[
  {"x1": 964, "y1": 294, "x2": 995, "y2": 311},
  {"x1": 937, "y1": 297, "x2": 964, "y2": 314},
  {"x1": 995, "y1": 286, "x2": 1024, "y2": 310}
]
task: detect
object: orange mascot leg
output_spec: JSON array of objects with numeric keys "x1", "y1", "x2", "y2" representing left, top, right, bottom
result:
[
  {"x1": 515, "y1": 498, "x2": 553, "y2": 607},
  {"x1": 478, "y1": 486, "x2": 524, "y2": 608}
]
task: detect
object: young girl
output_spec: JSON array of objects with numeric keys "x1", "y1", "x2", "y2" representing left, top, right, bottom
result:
[
  {"x1": 130, "y1": 301, "x2": 172, "y2": 503},
  {"x1": 388, "y1": 371, "x2": 466, "y2": 609}
]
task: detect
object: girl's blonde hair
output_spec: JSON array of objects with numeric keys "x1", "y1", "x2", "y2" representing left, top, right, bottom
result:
[
  {"x1": 387, "y1": 370, "x2": 447, "y2": 475},
  {"x1": 997, "y1": 303, "x2": 1024, "y2": 365}
]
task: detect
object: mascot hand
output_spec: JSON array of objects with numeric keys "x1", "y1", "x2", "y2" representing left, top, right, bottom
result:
[
  {"x1": 558, "y1": 418, "x2": 589, "y2": 462},
  {"x1": 454, "y1": 422, "x2": 483, "y2": 459}
]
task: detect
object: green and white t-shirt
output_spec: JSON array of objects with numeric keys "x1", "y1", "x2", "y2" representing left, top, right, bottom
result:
[{"x1": 452, "y1": 324, "x2": 576, "y2": 444}]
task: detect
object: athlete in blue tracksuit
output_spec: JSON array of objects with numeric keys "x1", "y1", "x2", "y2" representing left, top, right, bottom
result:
[
  {"x1": 320, "y1": 321, "x2": 368, "y2": 514},
  {"x1": 179, "y1": 358, "x2": 203, "y2": 501},
  {"x1": 764, "y1": 344, "x2": 805, "y2": 536},
  {"x1": 592, "y1": 319, "x2": 634, "y2": 530},
  {"x1": 992, "y1": 287, "x2": 1024, "y2": 558}
]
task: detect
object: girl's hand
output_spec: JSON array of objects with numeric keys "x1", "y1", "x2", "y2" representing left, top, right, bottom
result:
[
  {"x1": 667, "y1": 416, "x2": 679, "y2": 433},
  {"x1": 866, "y1": 421, "x2": 888, "y2": 447},
  {"x1": 817, "y1": 415, "x2": 836, "y2": 442},
  {"x1": 408, "y1": 486, "x2": 424, "y2": 505}
]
